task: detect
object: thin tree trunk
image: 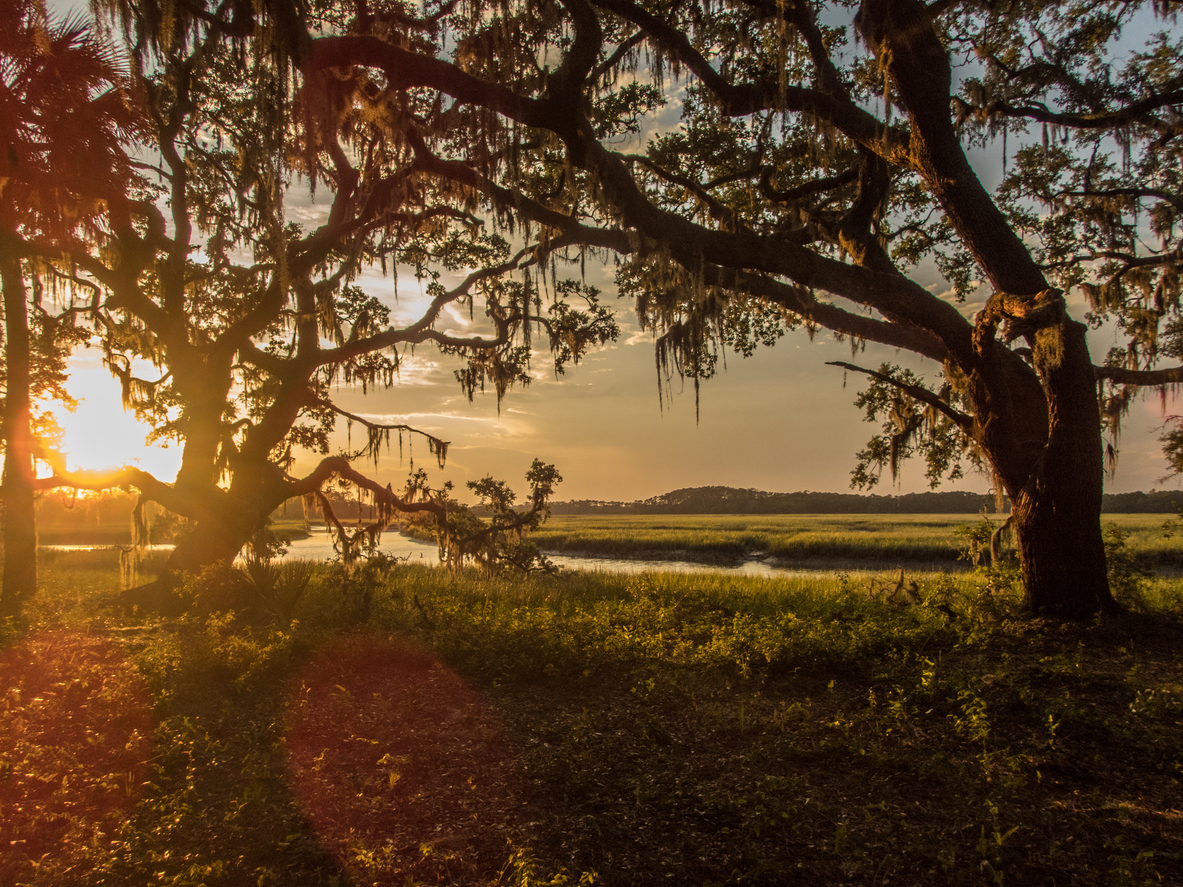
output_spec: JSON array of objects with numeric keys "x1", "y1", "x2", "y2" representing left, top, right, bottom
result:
[{"x1": 1, "y1": 246, "x2": 36, "y2": 610}]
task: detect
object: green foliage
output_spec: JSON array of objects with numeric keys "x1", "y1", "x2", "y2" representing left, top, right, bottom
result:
[
  {"x1": 1104, "y1": 523, "x2": 1153, "y2": 612},
  {"x1": 849, "y1": 365, "x2": 979, "y2": 491},
  {"x1": 950, "y1": 516, "x2": 1022, "y2": 629},
  {"x1": 953, "y1": 516, "x2": 996, "y2": 565},
  {"x1": 316, "y1": 551, "x2": 401, "y2": 624},
  {"x1": 505, "y1": 848, "x2": 598, "y2": 887},
  {"x1": 9, "y1": 549, "x2": 1183, "y2": 884},
  {"x1": 236, "y1": 557, "x2": 316, "y2": 626},
  {"x1": 196, "y1": 610, "x2": 297, "y2": 689},
  {"x1": 437, "y1": 459, "x2": 564, "y2": 575},
  {"x1": 364, "y1": 568, "x2": 957, "y2": 685}
]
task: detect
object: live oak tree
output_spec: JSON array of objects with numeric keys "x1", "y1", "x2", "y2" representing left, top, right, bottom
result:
[
  {"x1": 37, "y1": 0, "x2": 614, "y2": 608},
  {"x1": 55, "y1": 0, "x2": 1183, "y2": 615},
  {"x1": 0, "y1": 0, "x2": 136, "y2": 609},
  {"x1": 274, "y1": 0, "x2": 1183, "y2": 615}
]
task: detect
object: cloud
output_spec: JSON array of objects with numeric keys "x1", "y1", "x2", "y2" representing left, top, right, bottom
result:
[
  {"x1": 286, "y1": 203, "x2": 331, "y2": 230},
  {"x1": 346, "y1": 409, "x2": 537, "y2": 442},
  {"x1": 389, "y1": 355, "x2": 447, "y2": 386}
]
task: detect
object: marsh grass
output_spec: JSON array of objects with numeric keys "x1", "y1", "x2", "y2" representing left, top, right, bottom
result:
[
  {"x1": 2, "y1": 545, "x2": 1182, "y2": 885},
  {"x1": 529, "y1": 513, "x2": 1183, "y2": 568}
]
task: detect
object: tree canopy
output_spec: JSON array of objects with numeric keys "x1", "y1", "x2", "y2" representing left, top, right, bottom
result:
[
  {"x1": 219, "y1": 0, "x2": 1179, "y2": 616},
  {"x1": 15, "y1": 0, "x2": 1183, "y2": 616},
  {"x1": 12, "y1": 0, "x2": 616, "y2": 609}
]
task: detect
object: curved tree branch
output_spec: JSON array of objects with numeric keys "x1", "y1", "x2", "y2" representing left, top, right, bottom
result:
[{"x1": 827, "y1": 360, "x2": 974, "y2": 431}]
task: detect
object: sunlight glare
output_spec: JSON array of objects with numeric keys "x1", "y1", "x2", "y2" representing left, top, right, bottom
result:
[{"x1": 55, "y1": 358, "x2": 181, "y2": 481}]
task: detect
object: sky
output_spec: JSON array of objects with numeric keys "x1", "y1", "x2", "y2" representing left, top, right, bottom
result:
[
  {"x1": 57, "y1": 255, "x2": 1183, "y2": 503},
  {"x1": 48, "y1": 0, "x2": 1183, "y2": 504}
]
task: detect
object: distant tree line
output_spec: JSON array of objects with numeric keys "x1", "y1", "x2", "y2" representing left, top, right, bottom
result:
[
  {"x1": 31, "y1": 486, "x2": 1183, "y2": 541},
  {"x1": 546, "y1": 487, "x2": 1183, "y2": 515}
]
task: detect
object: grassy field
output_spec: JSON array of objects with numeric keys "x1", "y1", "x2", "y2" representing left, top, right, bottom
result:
[
  {"x1": 38, "y1": 512, "x2": 1183, "y2": 573},
  {"x1": 1, "y1": 548, "x2": 1182, "y2": 885},
  {"x1": 529, "y1": 513, "x2": 1183, "y2": 568}
]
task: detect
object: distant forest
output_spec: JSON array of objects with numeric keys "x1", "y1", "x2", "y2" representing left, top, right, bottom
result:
[{"x1": 548, "y1": 486, "x2": 1183, "y2": 515}]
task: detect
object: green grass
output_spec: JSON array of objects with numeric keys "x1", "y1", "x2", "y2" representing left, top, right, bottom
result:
[
  {"x1": 529, "y1": 513, "x2": 1183, "y2": 568},
  {"x1": 3, "y1": 549, "x2": 1183, "y2": 885},
  {"x1": 37, "y1": 523, "x2": 138, "y2": 546}
]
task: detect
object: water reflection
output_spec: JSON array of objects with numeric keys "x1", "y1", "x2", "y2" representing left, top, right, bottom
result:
[
  {"x1": 48, "y1": 528, "x2": 839, "y2": 578},
  {"x1": 283, "y1": 527, "x2": 439, "y2": 565},
  {"x1": 282, "y1": 529, "x2": 812, "y2": 577}
]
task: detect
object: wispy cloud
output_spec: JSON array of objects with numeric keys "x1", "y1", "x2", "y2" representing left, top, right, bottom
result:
[{"x1": 350, "y1": 410, "x2": 536, "y2": 441}]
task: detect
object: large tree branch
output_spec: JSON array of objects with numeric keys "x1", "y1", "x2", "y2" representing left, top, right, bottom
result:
[
  {"x1": 405, "y1": 126, "x2": 963, "y2": 361},
  {"x1": 698, "y1": 262, "x2": 950, "y2": 362},
  {"x1": 969, "y1": 90, "x2": 1183, "y2": 138},
  {"x1": 551, "y1": 0, "x2": 603, "y2": 96},
  {"x1": 285, "y1": 455, "x2": 444, "y2": 518},
  {"x1": 1095, "y1": 364, "x2": 1183, "y2": 385},
  {"x1": 588, "y1": 140, "x2": 977, "y2": 358},
  {"x1": 32, "y1": 466, "x2": 229, "y2": 525},
  {"x1": 760, "y1": 165, "x2": 859, "y2": 203},
  {"x1": 858, "y1": 0, "x2": 1049, "y2": 300},
  {"x1": 306, "y1": 36, "x2": 552, "y2": 132}
]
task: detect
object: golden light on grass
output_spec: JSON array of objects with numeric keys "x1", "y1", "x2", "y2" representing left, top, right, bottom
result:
[
  {"x1": 285, "y1": 634, "x2": 521, "y2": 884},
  {"x1": 0, "y1": 631, "x2": 153, "y2": 884}
]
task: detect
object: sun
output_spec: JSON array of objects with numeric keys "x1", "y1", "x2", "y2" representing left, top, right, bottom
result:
[{"x1": 52, "y1": 356, "x2": 181, "y2": 481}]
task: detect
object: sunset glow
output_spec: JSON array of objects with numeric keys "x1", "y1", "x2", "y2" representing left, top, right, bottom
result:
[{"x1": 53, "y1": 357, "x2": 181, "y2": 481}]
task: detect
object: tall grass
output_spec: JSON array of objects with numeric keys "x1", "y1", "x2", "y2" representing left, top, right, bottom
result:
[
  {"x1": 4, "y1": 548, "x2": 1183, "y2": 885},
  {"x1": 529, "y1": 513, "x2": 1183, "y2": 567}
]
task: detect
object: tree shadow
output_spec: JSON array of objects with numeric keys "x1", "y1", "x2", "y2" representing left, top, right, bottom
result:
[{"x1": 286, "y1": 633, "x2": 523, "y2": 885}]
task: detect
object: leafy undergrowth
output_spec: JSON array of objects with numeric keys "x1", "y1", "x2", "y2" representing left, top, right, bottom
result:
[
  {"x1": 2, "y1": 552, "x2": 1182, "y2": 885},
  {"x1": 286, "y1": 634, "x2": 522, "y2": 884},
  {"x1": 0, "y1": 631, "x2": 153, "y2": 884}
]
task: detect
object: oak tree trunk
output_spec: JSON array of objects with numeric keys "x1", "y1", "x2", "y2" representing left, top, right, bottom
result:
[
  {"x1": 1012, "y1": 477, "x2": 1112, "y2": 616},
  {"x1": 123, "y1": 472, "x2": 285, "y2": 613},
  {"x1": 122, "y1": 517, "x2": 256, "y2": 614},
  {"x1": 1004, "y1": 317, "x2": 1116, "y2": 616}
]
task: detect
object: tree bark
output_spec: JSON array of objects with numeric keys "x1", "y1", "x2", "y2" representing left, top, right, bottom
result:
[
  {"x1": 985, "y1": 315, "x2": 1116, "y2": 615},
  {"x1": 122, "y1": 468, "x2": 287, "y2": 613},
  {"x1": 1012, "y1": 478, "x2": 1111, "y2": 617},
  {"x1": 1, "y1": 246, "x2": 36, "y2": 611}
]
